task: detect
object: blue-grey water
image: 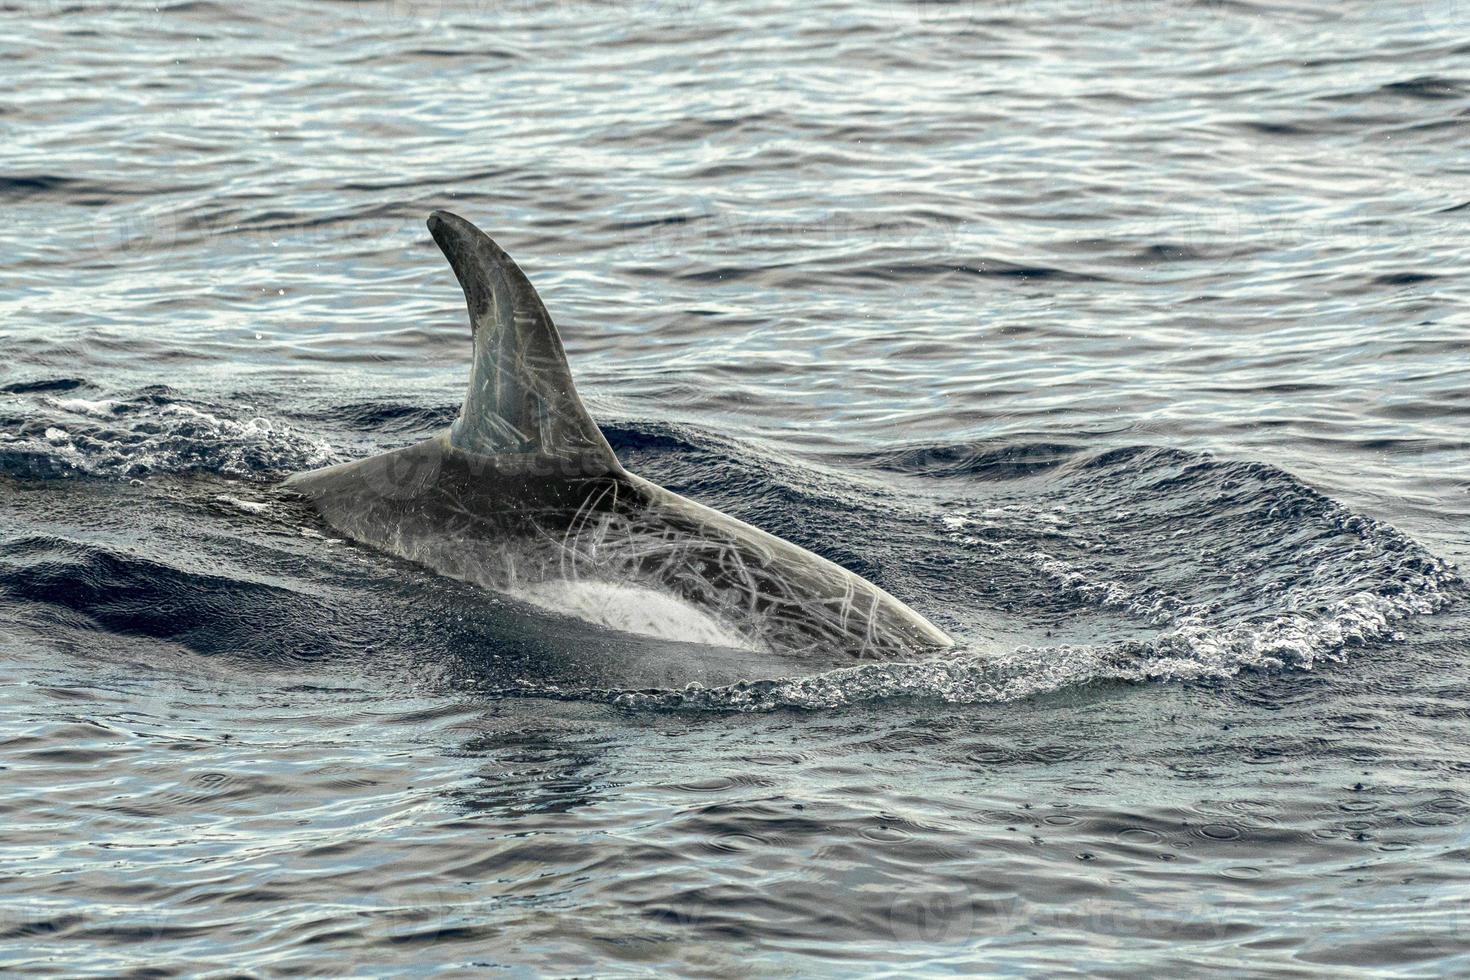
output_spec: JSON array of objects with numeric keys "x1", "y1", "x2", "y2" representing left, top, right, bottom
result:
[{"x1": 3, "y1": 0, "x2": 1469, "y2": 974}]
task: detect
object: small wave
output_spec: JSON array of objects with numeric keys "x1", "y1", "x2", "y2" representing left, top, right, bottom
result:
[
  {"x1": 609, "y1": 571, "x2": 1457, "y2": 712},
  {"x1": 306, "y1": 401, "x2": 454, "y2": 435},
  {"x1": 1374, "y1": 272, "x2": 1439, "y2": 287},
  {"x1": 605, "y1": 442, "x2": 1461, "y2": 711},
  {"x1": 858, "y1": 440, "x2": 1084, "y2": 480},
  {"x1": 0, "y1": 535, "x2": 339, "y2": 661},
  {"x1": 853, "y1": 260, "x2": 1109, "y2": 285},
  {"x1": 1376, "y1": 75, "x2": 1467, "y2": 101},
  {"x1": 0, "y1": 174, "x2": 82, "y2": 202},
  {"x1": 1, "y1": 378, "x2": 86, "y2": 395}
]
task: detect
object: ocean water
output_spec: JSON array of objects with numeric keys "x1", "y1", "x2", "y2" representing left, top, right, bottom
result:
[{"x1": 3, "y1": 0, "x2": 1469, "y2": 973}]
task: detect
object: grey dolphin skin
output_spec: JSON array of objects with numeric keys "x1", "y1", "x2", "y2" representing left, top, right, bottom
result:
[{"x1": 285, "y1": 210, "x2": 953, "y2": 658}]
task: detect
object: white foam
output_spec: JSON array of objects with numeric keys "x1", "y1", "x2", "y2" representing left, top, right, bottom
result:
[
  {"x1": 45, "y1": 396, "x2": 119, "y2": 418},
  {"x1": 215, "y1": 495, "x2": 270, "y2": 514},
  {"x1": 6, "y1": 394, "x2": 338, "y2": 479},
  {"x1": 507, "y1": 579, "x2": 761, "y2": 651}
]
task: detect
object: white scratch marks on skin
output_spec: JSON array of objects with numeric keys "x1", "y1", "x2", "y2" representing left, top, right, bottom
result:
[{"x1": 316, "y1": 459, "x2": 943, "y2": 656}]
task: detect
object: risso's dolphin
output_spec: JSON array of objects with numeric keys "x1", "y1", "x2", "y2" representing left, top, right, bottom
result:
[{"x1": 285, "y1": 210, "x2": 953, "y2": 659}]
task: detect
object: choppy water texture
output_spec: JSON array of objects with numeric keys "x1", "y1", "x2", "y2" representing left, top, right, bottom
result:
[{"x1": 3, "y1": 0, "x2": 1470, "y2": 974}]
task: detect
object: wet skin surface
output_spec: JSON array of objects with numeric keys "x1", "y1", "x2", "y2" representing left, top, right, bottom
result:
[{"x1": 288, "y1": 433, "x2": 953, "y2": 658}]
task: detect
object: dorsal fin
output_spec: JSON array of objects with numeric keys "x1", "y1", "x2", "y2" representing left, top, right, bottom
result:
[{"x1": 427, "y1": 210, "x2": 618, "y2": 471}]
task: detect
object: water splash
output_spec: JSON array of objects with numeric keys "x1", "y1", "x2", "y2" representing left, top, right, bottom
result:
[{"x1": 0, "y1": 385, "x2": 336, "y2": 479}]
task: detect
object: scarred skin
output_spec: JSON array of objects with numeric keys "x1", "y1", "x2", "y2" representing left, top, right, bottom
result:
[
  {"x1": 287, "y1": 434, "x2": 952, "y2": 658},
  {"x1": 285, "y1": 210, "x2": 953, "y2": 658}
]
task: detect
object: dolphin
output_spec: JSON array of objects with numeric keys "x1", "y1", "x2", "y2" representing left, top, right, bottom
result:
[{"x1": 285, "y1": 210, "x2": 953, "y2": 659}]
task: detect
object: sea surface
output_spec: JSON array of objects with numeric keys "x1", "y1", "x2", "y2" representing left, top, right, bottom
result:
[{"x1": 3, "y1": 0, "x2": 1470, "y2": 974}]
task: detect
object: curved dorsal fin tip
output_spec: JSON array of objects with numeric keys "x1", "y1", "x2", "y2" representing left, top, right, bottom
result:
[
  {"x1": 426, "y1": 209, "x2": 476, "y2": 247},
  {"x1": 426, "y1": 211, "x2": 617, "y2": 469}
]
